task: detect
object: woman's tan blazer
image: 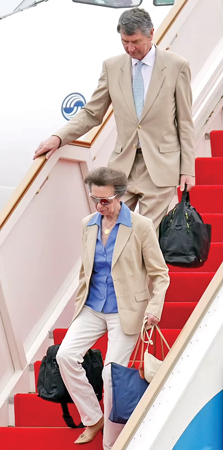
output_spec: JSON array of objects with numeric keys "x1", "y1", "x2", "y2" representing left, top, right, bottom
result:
[
  {"x1": 56, "y1": 46, "x2": 195, "y2": 187},
  {"x1": 72, "y1": 211, "x2": 170, "y2": 335}
]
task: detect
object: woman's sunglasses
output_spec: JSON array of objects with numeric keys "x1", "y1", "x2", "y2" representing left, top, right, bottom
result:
[{"x1": 89, "y1": 193, "x2": 117, "y2": 205}]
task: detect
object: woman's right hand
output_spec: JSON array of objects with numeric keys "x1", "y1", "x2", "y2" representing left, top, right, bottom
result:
[{"x1": 144, "y1": 313, "x2": 159, "y2": 329}]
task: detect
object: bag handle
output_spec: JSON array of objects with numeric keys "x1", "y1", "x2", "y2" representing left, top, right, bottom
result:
[
  {"x1": 130, "y1": 334, "x2": 144, "y2": 368},
  {"x1": 141, "y1": 319, "x2": 170, "y2": 354},
  {"x1": 130, "y1": 329, "x2": 146, "y2": 379},
  {"x1": 60, "y1": 403, "x2": 84, "y2": 428},
  {"x1": 130, "y1": 321, "x2": 170, "y2": 379},
  {"x1": 155, "y1": 326, "x2": 171, "y2": 351},
  {"x1": 175, "y1": 185, "x2": 190, "y2": 228}
]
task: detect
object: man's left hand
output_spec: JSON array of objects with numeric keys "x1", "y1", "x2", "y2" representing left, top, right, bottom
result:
[
  {"x1": 180, "y1": 174, "x2": 195, "y2": 192},
  {"x1": 144, "y1": 313, "x2": 159, "y2": 329}
]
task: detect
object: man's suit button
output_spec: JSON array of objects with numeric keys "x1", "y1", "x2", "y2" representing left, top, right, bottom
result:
[
  {"x1": 138, "y1": 125, "x2": 142, "y2": 129},
  {"x1": 133, "y1": 144, "x2": 137, "y2": 149}
]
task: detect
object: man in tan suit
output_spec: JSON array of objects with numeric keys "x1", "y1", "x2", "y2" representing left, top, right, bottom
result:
[{"x1": 34, "y1": 8, "x2": 195, "y2": 230}]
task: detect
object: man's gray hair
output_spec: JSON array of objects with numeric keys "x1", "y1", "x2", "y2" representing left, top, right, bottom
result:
[
  {"x1": 117, "y1": 8, "x2": 153, "y2": 37},
  {"x1": 84, "y1": 167, "x2": 127, "y2": 198}
]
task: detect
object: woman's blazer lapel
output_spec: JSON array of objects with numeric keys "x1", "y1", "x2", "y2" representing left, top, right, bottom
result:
[
  {"x1": 84, "y1": 220, "x2": 133, "y2": 272},
  {"x1": 85, "y1": 224, "x2": 98, "y2": 276},
  {"x1": 112, "y1": 224, "x2": 133, "y2": 268}
]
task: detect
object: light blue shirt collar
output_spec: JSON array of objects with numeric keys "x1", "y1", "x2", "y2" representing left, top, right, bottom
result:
[{"x1": 87, "y1": 202, "x2": 132, "y2": 228}]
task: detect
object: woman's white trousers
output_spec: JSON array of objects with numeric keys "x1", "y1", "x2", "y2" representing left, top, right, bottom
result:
[{"x1": 56, "y1": 306, "x2": 138, "y2": 450}]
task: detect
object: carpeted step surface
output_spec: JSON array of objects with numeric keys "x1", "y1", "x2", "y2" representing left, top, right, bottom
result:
[
  {"x1": 159, "y1": 302, "x2": 196, "y2": 329},
  {"x1": 2, "y1": 129, "x2": 223, "y2": 449},
  {"x1": 14, "y1": 394, "x2": 82, "y2": 428},
  {"x1": 200, "y1": 213, "x2": 223, "y2": 242},
  {"x1": 195, "y1": 157, "x2": 223, "y2": 185},
  {"x1": 178, "y1": 185, "x2": 223, "y2": 213},
  {"x1": 0, "y1": 427, "x2": 103, "y2": 450},
  {"x1": 53, "y1": 327, "x2": 181, "y2": 360},
  {"x1": 14, "y1": 394, "x2": 104, "y2": 429},
  {"x1": 210, "y1": 130, "x2": 223, "y2": 157},
  {"x1": 168, "y1": 243, "x2": 223, "y2": 273},
  {"x1": 53, "y1": 330, "x2": 108, "y2": 360},
  {"x1": 165, "y1": 272, "x2": 215, "y2": 302}
]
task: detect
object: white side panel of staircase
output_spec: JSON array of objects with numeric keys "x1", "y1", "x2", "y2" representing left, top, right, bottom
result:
[
  {"x1": 126, "y1": 286, "x2": 223, "y2": 450},
  {"x1": 195, "y1": 104, "x2": 223, "y2": 158},
  {"x1": 157, "y1": 0, "x2": 223, "y2": 139},
  {"x1": 0, "y1": 313, "x2": 14, "y2": 392},
  {"x1": 160, "y1": 0, "x2": 223, "y2": 79},
  {"x1": 0, "y1": 159, "x2": 90, "y2": 358}
]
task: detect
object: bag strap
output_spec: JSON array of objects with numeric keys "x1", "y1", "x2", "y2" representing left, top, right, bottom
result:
[
  {"x1": 138, "y1": 329, "x2": 146, "y2": 379},
  {"x1": 155, "y1": 326, "x2": 171, "y2": 351},
  {"x1": 60, "y1": 403, "x2": 84, "y2": 428},
  {"x1": 141, "y1": 318, "x2": 154, "y2": 342},
  {"x1": 130, "y1": 321, "x2": 171, "y2": 378},
  {"x1": 141, "y1": 320, "x2": 170, "y2": 356},
  {"x1": 175, "y1": 185, "x2": 190, "y2": 228},
  {"x1": 130, "y1": 329, "x2": 147, "y2": 379},
  {"x1": 153, "y1": 325, "x2": 157, "y2": 357},
  {"x1": 130, "y1": 333, "x2": 144, "y2": 368}
]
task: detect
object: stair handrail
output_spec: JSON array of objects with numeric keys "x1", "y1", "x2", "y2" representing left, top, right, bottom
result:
[
  {"x1": 0, "y1": 0, "x2": 188, "y2": 230},
  {"x1": 0, "y1": 106, "x2": 113, "y2": 230},
  {"x1": 112, "y1": 262, "x2": 223, "y2": 450}
]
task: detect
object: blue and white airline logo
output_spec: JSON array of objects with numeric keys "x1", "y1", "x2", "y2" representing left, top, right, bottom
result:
[{"x1": 61, "y1": 92, "x2": 86, "y2": 121}]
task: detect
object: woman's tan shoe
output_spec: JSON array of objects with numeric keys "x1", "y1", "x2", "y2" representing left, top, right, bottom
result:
[{"x1": 74, "y1": 416, "x2": 104, "y2": 444}]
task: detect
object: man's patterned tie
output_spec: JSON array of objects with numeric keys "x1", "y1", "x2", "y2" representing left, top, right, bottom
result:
[{"x1": 133, "y1": 60, "x2": 144, "y2": 120}]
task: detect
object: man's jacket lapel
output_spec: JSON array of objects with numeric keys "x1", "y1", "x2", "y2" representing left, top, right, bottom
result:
[
  {"x1": 141, "y1": 47, "x2": 166, "y2": 121},
  {"x1": 118, "y1": 56, "x2": 137, "y2": 122}
]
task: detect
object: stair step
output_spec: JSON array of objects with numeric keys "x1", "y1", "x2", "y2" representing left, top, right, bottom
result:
[
  {"x1": 178, "y1": 186, "x2": 223, "y2": 213},
  {"x1": 201, "y1": 213, "x2": 223, "y2": 242},
  {"x1": 53, "y1": 330, "x2": 108, "y2": 360},
  {"x1": 210, "y1": 130, "x2": 223, "y2": 157},
  {"x1": 195, "y1": 157, "x2": 223, "y2": 185},
  {"x1": 34, "y1": 327, "x2": 181, "y2": 389},
  {"x1": 168, "y1": 243, "x2": 223, "y2": 272},
  {"x1": 134, "y1": 328, "x2": 181, "y2": 358},
  {"x1": 0, "y1": 427, "x2": 103, "y2": 450},
  {"x1": 159, "y1": 302, "x2": 196, "y2": 329},
  {"x1": 166, "y1": 272, "x2": 214, "y2": 302},
  {"x1": 6, "y1": 130, "x2": 222, "y2": 447},
  {"x1": 14, "y1": 394, "x2": 82, "y2": 428}
]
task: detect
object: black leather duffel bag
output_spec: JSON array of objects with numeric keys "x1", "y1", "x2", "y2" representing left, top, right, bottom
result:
[
  {"x1": 159, "y1": 187, "x2": 211, "y2": 267},
  {"x1": 37, "y1": 345, "x2": 103, "y2": 428}
]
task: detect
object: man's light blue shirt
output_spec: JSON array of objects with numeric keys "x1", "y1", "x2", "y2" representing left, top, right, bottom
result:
[{"x1": 85, "y1": 202, "x2": 132, "y2": 313}]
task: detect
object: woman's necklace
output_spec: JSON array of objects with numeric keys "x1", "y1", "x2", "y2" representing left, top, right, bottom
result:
[{"x1": 103, "y1": 215, "x2": 119, "y2": 235}]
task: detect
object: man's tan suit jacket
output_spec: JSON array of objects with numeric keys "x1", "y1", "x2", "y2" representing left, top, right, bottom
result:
[
  {"x1": 72, "y1": 211, "x2": 169, "y2": 336},
  {"x1": 56, "y1": 46, "x2": 195, "y2": 187}
]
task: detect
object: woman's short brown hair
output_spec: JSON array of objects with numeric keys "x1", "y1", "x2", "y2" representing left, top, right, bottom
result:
[{"x1": 84, "y1": 167, "x2": 127, "y2": 198}]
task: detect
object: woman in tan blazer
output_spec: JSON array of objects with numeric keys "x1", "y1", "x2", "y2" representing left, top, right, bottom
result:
[{"x1": 56, "y1": 167, "x2": 169, "y2": 450}]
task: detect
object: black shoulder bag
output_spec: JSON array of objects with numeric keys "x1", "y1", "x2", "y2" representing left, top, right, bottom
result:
[
  {"x1": 159, "y1": 187, "x2": 211, "y2": 267},
  {"x1": 37, "y1": 345, "x2": 103, "y2": 428}
]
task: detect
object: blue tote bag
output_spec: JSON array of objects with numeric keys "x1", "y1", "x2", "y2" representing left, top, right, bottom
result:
[
  {"x1": 109, "y1": 362, "x2": 149, "y2": 424},
  {"x1": 109, "y1": 334, "x2": 149, "y2": 424}
]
